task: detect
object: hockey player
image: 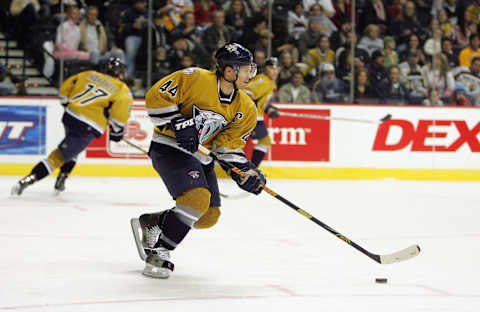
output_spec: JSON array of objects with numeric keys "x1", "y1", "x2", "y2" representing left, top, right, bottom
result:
[
  {"x1": 244, "y1": 57, "x2": 280, "y2": 167},
  {"x1": 11, "y1": 58, "x2": 133, "y2": 196},
  {"x1": 133, "y1": 43, "x2": 266, "y2": 279}
]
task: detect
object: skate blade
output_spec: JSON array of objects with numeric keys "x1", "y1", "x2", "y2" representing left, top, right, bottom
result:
[
  {"x1": 10, "y1": 184, "x2": 21, "y2": 196},
  {"x1": 142, "y1": 263, "x2": 170, "y2": 279},
  {"x1": 130, "y1": 218, "x2": 147, "y2": 261},
  {"x1": 53, "y1": 189, "x2": 63, "y2": 196}
]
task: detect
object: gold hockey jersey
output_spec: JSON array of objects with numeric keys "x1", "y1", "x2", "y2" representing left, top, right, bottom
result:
[
  {"x1": 244, "y1": 73, "x2": 276, "y2": 120},
  {"x1": 59, "y1": 70, "x2": 133, "y2": 135},
  {"x1": 145, "y1": 67, "x2": 257, "y2": 156}
]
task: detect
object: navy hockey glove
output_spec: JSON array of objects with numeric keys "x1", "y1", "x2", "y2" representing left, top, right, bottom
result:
[
  {"x1": 109, "y1": 124, "x2": 124, "y2": 142},
  {"x1": 170, "y1": 116, "x2": 199, "y2": 153},
  {"x1": 265, "y1": 104, "x2": 280, "y2": 118},
  {"x1": 229, "y1": 162, "x2": 266, "y2": 195}
]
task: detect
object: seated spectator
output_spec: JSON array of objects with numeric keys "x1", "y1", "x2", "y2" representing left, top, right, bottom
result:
[
  {"x1": 278, "y1": 69, "x2": 312, "y2": 103},
  {"x1": 54, "y1": 6, "x2": 90, "y2": 61},
  {"x1": 313, "y1": 62, "x2": 347, "y2": 103},
  {"x1": 287, "y1": 2, "x2": 308, "y2": 41},
  {"x1": 422, "y1": 88, "x2": 444, "y2": 105},
  {"x1": 437, "y1": 9, "x2": 455, "y2": 41},
  {"x1": 224, "y1": 0, "x2": 249, "y2": 38},
  {"x1": 358, "y1": 24, "x2": 384, "y2": 57},
  {"x1": 441, "y1": 37, "x2": 459, "y2": 68},
  {"x1": 335, "y1": 30, "x2": 370, "y2": 67},
  {"x1": 301, "y1": 34, "x2": 335, "y2": 79},
  {"x1": 376, "y1": 65, "x2": 412, "y2": 105},
  {"x1": 353, "y1": 67, "x2": 376, "y2": 104},
  {"x1": 399, "y1": 51, "x2": 426, "y2": 104},
  {"x1": 329, "y1": 21, "x2": 351, "y2": 51},
  {"x1": 455, "y1": 9, "x2": 477, "y2": 49},
  {"x1": 383, "y1": 36, "x2": 399, "y2": 68},
  {"x1": 388, "y1": 1, "x2": 425, "y2": 51},
  {"x1": 79, "y1": 6, "x2": 125, "y2": 65},
  {"x1": 368, "y1": 50, "x2": 389, "y2": 91},
  {"x1": 455, "y1": 57, "x2": 480, "y2": 106},
  {"x1": 421, "y1": 52, "x2": 455, "y2": 100},
  {"x1": 277, "y1": 50, "x2": 296, "y2": 87},
  {"x1": 399, "y1": 34, "x2": 426, "y2": 65},
  {"x1": 194, "y1": 0, "x2": 217, "y2": 26},
  {"x1": 202, "y1": 10, "x2": 236, "y2": 54},
  {"x1": 447, "y1": 84, "x2": 473, "y2": 106},
  {"x1": 167, "y1": 37, "x2": 210, "y2": 70},
  {"x1": 170, "y1": 11, "x2": 203, "y2": 43},
  {"x1": 121, "y1": 0, "x2": 148, "y2": 79},
  {"x1": 459, "y1": 34, "x2": 480, "y2": 68},
  {"x1": 297, "y1": 15, "x2": 334, "y2": 57}
]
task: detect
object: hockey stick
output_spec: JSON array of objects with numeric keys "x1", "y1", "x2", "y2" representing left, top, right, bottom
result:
[
  {"x1": 279, "y1": 112, "x2": 392, "y2": 124},
  {"x1": 198, "y1": 145, "x2": 420, "y2": 265},
  {"x1": 122, "y1": 138, "x2": 148, "y2": 154},
  {"x1": 122, "y1": 139, "x2": 246, "y2": 199}
]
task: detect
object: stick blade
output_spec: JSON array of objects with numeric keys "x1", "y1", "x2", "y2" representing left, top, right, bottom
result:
[
  {"x1": 380, "y1": 114, "x2": 392, "y2": 122},
  {"x1": 380, "y1": 244, "x2": 421, "y2": 264}
]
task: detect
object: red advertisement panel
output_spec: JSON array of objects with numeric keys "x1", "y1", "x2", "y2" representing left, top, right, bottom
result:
[{"x1": 244, "y1": 108, "x2": 330, "y2": 162}]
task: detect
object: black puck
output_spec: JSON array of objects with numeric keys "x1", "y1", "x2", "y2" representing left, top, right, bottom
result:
[{"x1": 375, "y1": 278, "x2": 388, "y2": 283}]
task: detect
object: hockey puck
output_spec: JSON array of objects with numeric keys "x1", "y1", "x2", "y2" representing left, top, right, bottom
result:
[{"x1": 375, "y1": 278, "x2": 388, "y2": 284}]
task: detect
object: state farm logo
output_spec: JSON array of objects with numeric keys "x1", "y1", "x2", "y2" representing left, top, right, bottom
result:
[
  {"x1": 124, "y1": 120, "x2": 147, "y2": 141},
  {"x1": 268, "y1": 127, "x2": 311, "y2": 145},
  {"x1": 0, "y1": 121, "x2": 34, "y2": 141},
  {"x1": 373, "y1": 119, "x2": 480, "y2": 152}
]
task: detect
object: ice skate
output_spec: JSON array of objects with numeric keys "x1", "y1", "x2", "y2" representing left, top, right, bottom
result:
[
  {"x1": 143, "y1": 247, "x2": 174, "y2": 279},
  {"x1": 131, "y1": 213, "x2": 175, "y2": 278},
  {"x1": 54, "y1": 172, "x2": 68, "y2": 196},
  {"x1": 11, "y1": 174, "x2": 37, "y2": 196}
]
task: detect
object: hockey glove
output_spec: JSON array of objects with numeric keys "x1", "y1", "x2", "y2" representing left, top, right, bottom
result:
[
  {"x1": 229, "y1": 162, "x2": 266, "y2": 195},
  {"x1": 109, "y1": 124, "x2": 124, "y2": 142},
  {"x1": 170, "y1": 116, "x2": 199, "y2": 153},
  {"x1": 265, "y1": 104, "x2": 280, "y2": 118}
]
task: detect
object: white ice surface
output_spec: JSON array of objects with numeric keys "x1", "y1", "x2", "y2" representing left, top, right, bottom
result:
[{"x1": 1, "y1": 176, "x2": 479, "y2": 311}]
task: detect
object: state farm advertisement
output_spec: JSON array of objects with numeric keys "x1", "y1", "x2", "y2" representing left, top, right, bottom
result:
[{"x1": 244, "y1": 108, "x2": 330, "y2": 162}]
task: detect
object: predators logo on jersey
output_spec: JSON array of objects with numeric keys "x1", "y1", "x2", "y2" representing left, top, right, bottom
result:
[
  {"x1": 146, "y1": 67, "x2": 257, "y2": 152},
  {"x1": 192, "y1": 105, "x2": 228, "y2": 144}
]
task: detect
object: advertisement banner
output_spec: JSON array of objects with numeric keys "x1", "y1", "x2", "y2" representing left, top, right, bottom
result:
[
  {"x1": 86, "y1": 105, "x2": 151, "y2": 159},
  {"x1": 0, "y1": 105, "x2": 46, "y2": 155},
  {"x1": 245, "y1": 108, "x2": 330, "y2": 162}
]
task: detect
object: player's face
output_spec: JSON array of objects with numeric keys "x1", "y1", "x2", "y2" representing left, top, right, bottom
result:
[
  {"x1": 235, "y1": 64, "x2": 257, "y2": 88},
  {"x1": 265, "y1": 65, "x2": 279, "y2": 81}
]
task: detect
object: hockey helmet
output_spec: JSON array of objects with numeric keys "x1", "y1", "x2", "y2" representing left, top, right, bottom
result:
[
  {"x1": 265, "y1": 57, "x2": 279, "y2": 68},
  {"x1": 103, "y1": 57, "x2": 125, "y2": 78},
  {"x1": 215, "y1": 43, "x2": 256, "y2": 78}
]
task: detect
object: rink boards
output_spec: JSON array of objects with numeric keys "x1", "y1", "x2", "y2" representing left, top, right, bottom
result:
[{"x1": 1, "y1": 97, "x2": 479, "y2": 180}]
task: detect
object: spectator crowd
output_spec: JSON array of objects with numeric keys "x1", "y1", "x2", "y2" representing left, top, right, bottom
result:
[{"x1": 2, "y1": 0, "x2": 480, "y2": 106}]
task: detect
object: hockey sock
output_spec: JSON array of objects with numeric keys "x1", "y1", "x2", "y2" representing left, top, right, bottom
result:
[
  {"x1": 29, "y1": 162, "x2": 50, "y2": 181},
  {"x1": 60, "y1": 160, "x2": 76, "y2": 175},
  {"x1": 251, "y1": 149, "x2": 266, "y2": 167},
  {"x1": 154, "y1": 210, "x2": 191, "y2": 250}
]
